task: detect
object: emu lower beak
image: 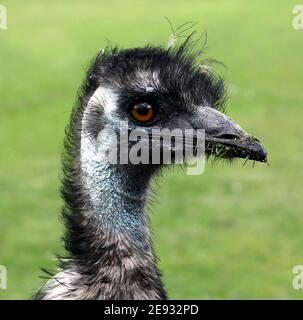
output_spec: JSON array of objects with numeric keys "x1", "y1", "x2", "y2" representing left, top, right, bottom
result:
[{"x1": 196, "y1": 107, "x2": 267, "y2": 162}]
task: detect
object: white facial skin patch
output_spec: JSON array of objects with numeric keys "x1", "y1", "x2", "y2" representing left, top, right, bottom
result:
[
  {"x1": 87, "y1": 86, "x2": 118, "y2": 116},
  {"x1": 81, "y1": 86, "x2": 118, "y2": 164}
]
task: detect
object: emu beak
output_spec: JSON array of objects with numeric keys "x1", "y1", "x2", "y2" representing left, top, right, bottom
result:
[{"x1": 195, "y1": 107, "x2": 267, "y2": 163}]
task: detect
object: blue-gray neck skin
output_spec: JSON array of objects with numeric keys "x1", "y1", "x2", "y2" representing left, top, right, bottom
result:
[{"x1": 84, "y1": 161, "x2": 151, "y2": 247}]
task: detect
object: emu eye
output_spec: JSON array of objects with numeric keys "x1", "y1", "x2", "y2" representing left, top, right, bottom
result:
[{"x1": 130, "y1": 102, "x2": 155, "y2": 123}]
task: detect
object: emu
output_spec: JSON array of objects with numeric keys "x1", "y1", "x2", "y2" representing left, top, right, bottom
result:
[{"x1": 35, "y1": 37, "x2": 267, "y2": 300}]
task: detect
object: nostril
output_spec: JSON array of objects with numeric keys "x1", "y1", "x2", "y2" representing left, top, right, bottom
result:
[{"x1": 216, "y1": 133, "x2": 239, "y2": 140}]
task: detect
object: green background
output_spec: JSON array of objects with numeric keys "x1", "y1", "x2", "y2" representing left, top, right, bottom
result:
[{"x1": 1, "y1": 0, "x2": 303, "y2": 299}]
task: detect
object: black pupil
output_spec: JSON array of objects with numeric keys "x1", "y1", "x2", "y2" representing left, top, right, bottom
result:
[{"x1": 136, "y1": 103, "x2": 151, "y2": 115}]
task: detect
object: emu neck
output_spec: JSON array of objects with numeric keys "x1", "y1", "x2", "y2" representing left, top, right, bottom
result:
[{"x1": 65, "y1": 132, "x2": 166, "y2": 299}]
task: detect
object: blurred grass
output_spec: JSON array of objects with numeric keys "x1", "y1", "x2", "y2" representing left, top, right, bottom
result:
[{"x1": 1, "y1": 0, "x2": 303, "y2": 299}]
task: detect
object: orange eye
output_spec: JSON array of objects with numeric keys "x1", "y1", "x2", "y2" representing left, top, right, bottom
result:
[{"x1": 130, "y1": 102, "x2": 155, "y2": 123}]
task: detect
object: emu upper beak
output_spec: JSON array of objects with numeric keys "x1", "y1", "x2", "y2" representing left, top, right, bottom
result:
[{"x1": 195, "y1": 107, "x2": 267, "y2": 162}]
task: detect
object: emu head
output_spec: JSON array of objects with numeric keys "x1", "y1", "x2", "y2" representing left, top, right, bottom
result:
[{"x1": 80, "y1": 42, "x2": 267, "y2": 178}]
